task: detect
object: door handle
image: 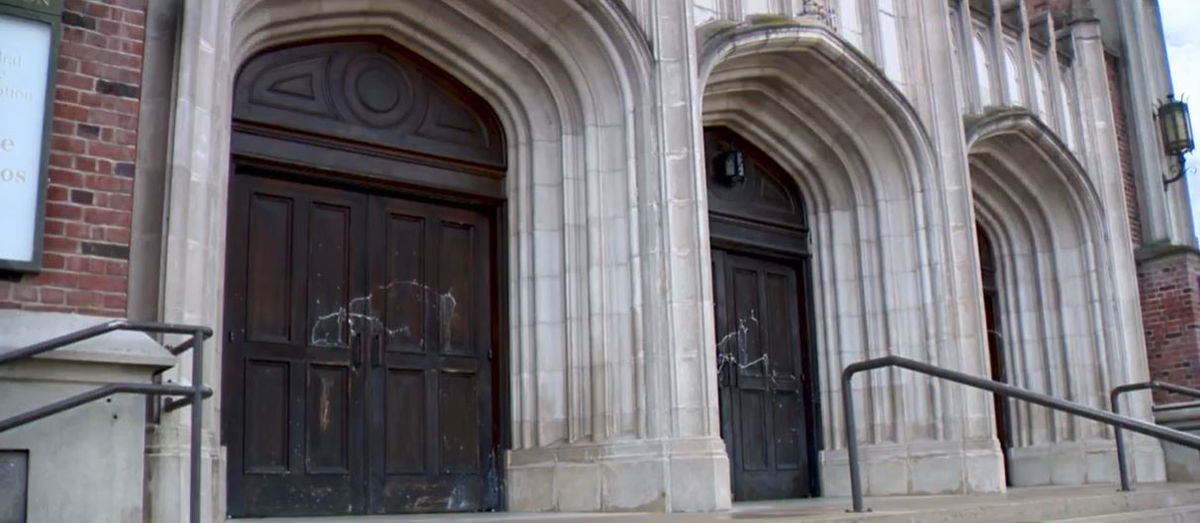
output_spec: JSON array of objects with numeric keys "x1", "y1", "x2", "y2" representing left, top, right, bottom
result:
[
  {"x1": 351, "y1": 332, "x2": 363, "y2": 367},
  {"x1": 372, "y1": 332, "x2": 383, "y2": 368}
]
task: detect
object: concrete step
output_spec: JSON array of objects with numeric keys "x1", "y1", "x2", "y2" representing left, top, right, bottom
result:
[
  {"x1": 713, "y1": 483, "x2": 1200, "y2": 522},
  {"x1": 1052, "y1": 504, "x2": 1200, "y2": 523},
  {"x1": 230, "y1": 483, "x2": 1200, "y2": 523}
]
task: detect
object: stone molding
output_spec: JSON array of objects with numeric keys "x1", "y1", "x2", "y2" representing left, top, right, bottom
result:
[{"x1": 0, "y1": 310, "x2": 174, "y2": 369}]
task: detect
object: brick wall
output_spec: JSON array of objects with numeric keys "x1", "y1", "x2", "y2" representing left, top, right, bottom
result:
[
  {"x1": 1107, "y1": 52, "x2": 1143, "y2": 247},
  {"x1": 1138, "y1": 251, "x2": 1200, "y2": 403},
  {"x1": 0, "y1": 0, "x2": 145, "y2": 316}
]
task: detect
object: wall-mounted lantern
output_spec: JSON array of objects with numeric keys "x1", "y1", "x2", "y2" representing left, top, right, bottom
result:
[
  {"x1": 713, "y1": 149, "x2": 746, "y2": 186},
  {"x1": 1158, "y1": 94, "x2": 1195, "y2": 189}
]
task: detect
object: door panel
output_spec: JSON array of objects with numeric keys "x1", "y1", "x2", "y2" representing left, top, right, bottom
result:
[
  {"x1": 306, "y1": 364, "x2": 351, "y2": 474},
  {"x1": 385, "y1": 368, "x2": 426, "y2": 475},
  {"x1": 243, "y1": 360, "x2": 289, "y2": 474},
  {"x1": 244, "y1": 194, "x2": 293, "y2": 343},
  {"x1": 381, "y1": 213, "x2": 427, "y2": 354},
  {"x1": 226, "y1": 174, "x2": 368, "y2": 516},
  {"x1": 714, "y1": 249, "x2": 813, "y2": 501}
]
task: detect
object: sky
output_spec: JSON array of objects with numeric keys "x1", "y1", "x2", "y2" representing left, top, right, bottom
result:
[{"x1": 1160, "y1": 0, "x2": 1200, "y2": 232}]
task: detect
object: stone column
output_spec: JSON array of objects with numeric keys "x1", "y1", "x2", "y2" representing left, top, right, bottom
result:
[
  {"x1": 646, "y1": 0, "x2": 733, "y2": 511},
  {"x1": 508, "y1": 0, "x2": 731, "y2": 512},
  {"x1": 1070, "y1": 15, "x2": 1166, "y2": 483},
  {"x1": 917, "y1": 0, "x2": 1007, "y2": 493},
  {"x1": 144, "y1": 0, "x2": 234, "y2": 521}
]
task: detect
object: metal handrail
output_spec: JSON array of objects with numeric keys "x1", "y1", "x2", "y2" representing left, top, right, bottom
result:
[
  {"x1": 842, "y1": 355, "x2": 1200, "y2": 513},
  {"x1": 1111, "y1": 381, "x2": 1200, "y2": 491},
  {"x1": 0, "y1": 319, "x2": 212, "y2": 523}
]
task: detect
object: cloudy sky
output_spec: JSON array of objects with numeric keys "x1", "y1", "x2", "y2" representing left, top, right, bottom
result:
[{"x1": 1160, "y1": 0, "x2": 1200, "y2": 231}]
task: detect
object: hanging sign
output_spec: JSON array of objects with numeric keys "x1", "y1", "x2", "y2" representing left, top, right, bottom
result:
[{"x1": 0, "y1": 0, "x2": 60, "y2": 272}]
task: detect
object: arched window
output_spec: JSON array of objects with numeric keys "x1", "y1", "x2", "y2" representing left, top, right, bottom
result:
[
  {"x1": 1058, "y1": 74, "x2": 1077, "y2": 150},
  {"x1": 1033, "y1": 64, "x2": 1049, "y2": 120},
  {"x1": 839, "y1": 0, "x2": 864, "y2": 48},
  {"x1": 974, "y1": 32, "x2": 994, "y2": 106},
  {"x1": 878, "y1": 0, "x2": 905, "y2": 84},
  {"x1": 1005, "y1": 49, "x2": 1023, "y2": 104}
]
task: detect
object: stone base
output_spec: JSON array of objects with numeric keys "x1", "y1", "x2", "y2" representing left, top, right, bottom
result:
[
  {"x1": 821, "y1": 438, "x2": 1007, "y2": 497},
  {"x1": 1156, "y1": 404, "x2": 1200, "y2": 482},
  {"x1": 1007, "y1": 438, "x2": 1165, "y2": 486},
  {"x1": 145, "y1": 423, "x2": 224, "y2": 523},
  {"x1": 0, "y1": 311, "x2": 176, "y2": 522},
  {"x1": 505, "y1": 436, "x2": 730, "y2": 512}
]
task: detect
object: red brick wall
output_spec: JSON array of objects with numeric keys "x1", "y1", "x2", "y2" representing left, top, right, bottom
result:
[
  {"x1": 1138, "y1": 252, "x2": 1200, "y2": 403},
  {"x1": 1106, "y1": 53, "x2": 1143, "y2": 247},
  {"x1": 0, "y1": 0, "x2": 145, "y2": 316}
]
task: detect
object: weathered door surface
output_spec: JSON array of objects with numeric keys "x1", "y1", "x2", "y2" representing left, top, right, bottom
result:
[
  {"x1": 713, "y1": 249, "x2": 812, "y2": 501},
  {"x1": 366, "y1": 196, "x2": 496, "y2": 513},
  {"x1": 224, "y1": 174, "x2": 370, "y2": 516},
  {"x1": 224, "y1": 171, "x2": 497, "y2": 517}
]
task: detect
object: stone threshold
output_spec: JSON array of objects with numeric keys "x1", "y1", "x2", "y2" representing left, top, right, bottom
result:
[{"x1": 230, "y1": 482, "x2": 1200, "y2": 522}]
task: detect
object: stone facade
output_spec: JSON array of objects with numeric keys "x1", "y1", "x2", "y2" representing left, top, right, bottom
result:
[{"x1": 0, "y1": 0, "x2": 1194, "y2": 521}]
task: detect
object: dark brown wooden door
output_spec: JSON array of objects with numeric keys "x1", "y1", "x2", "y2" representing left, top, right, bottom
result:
[
  {"x1": 225, "y1": 170, "x2": 498, "y2": 517},
  {"x1": 713, "y1": 248, "x2": 813, "y2": 501},
  {"x1": 366, "y1": 196, "x2": 497, "y2": 513},
  {"x1": 224, "y1": 174, "x2": 369, "y2": 516}
]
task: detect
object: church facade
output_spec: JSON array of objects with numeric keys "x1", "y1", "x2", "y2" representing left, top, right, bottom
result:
[{"x1": 0, "y1": 0, "x2": 1195, "y2": 520}]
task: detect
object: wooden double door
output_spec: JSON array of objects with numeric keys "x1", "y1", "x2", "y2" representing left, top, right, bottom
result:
[
  {"x1": 223, "y1": 171, "x2": 499, "y2": 517},
  {"x1": 713, "y1": 247, "x2": 816, "y2": 501}
]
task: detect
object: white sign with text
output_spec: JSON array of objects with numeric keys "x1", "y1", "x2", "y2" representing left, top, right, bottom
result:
[{"x1": 0, "y1": 13, "x2": 51, "y2": 264}]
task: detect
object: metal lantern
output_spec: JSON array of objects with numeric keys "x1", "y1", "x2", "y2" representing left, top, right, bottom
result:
[
  {"x1": 1159, "y1": 94, "x2": 1196, "y2": 188},
  {"x1": 713, "y1": 149, "x2": 746, "y2": 186},
  {"x1": 1158, "y1": 94, "x2": 1194, "y2": 157}
]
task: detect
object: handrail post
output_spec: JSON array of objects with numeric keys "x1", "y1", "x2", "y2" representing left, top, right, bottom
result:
[
  {"x1": 190, "y1": 329, "x2": 205, "y2": 523},
  {"x1": 842, "y1": 369, "x2": 866, "y2": 512},
  {"x1": 1109, "y1": 380, "x2": 1200, "y2": 492},
  {"x1": 840, "y1": 357, "x2": 1200, "y2": 513},
  {"x1": 1111, "y1": 387, "x2": 1131, "y2": 492}
]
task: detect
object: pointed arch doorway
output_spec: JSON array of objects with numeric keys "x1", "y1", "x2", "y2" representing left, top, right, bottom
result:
[
  {"x1": 976, "y1": 223, "x2": 1013, "y2": 483},
  {"x1": 222, "y1": 40, "x2": 506, "y2": 517},
  {"x1": 705, "y1": 127, "x2": 820, "y2": 501}
]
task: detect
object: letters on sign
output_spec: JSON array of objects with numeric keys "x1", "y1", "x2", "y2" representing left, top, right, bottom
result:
[{"x1": 0, "y1": 13, "x2": 52, "y2": 268}]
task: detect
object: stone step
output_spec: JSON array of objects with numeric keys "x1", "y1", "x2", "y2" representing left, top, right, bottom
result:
[
  {"x1": 711, "y1": 484, "x2": 1200, "y2": 523},
  {"x1": 1052, "y1": 504, "x2": 1200, "y2": 523},
  {"x1": 230, "y1": 483, "x2": 1200, "y2": 523}
]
